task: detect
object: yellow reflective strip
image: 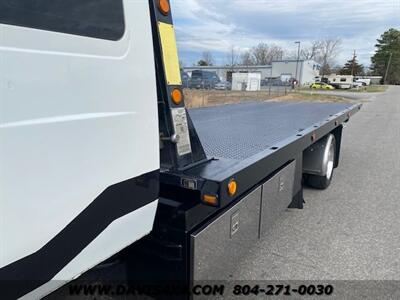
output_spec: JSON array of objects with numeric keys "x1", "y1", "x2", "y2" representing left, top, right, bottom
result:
[{"x1": 158, "y1": 22, "x2": 182, "y2": 85}]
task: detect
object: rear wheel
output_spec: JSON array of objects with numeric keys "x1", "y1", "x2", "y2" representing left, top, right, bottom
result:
[{"x1": 305, "y1": 135, "x2": 336, "y2": 190}]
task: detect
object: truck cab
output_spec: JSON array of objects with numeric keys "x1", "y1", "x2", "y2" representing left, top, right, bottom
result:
[
  {"x1": 189, "y1": 70, "x2": 221, "y2": 89},
  {"x1": 1, "y1": 0, "x2": 161, "y2": 297}
]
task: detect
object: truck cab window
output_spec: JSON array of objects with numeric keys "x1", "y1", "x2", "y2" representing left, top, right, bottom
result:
[{"x1": 0, "y1": 0, "x2": 125, "y2": 40}]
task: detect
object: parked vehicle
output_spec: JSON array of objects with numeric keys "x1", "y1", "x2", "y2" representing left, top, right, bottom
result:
[
  {"x1": 0, "y1": 1, "x2": 361, "y2": 299},
  {"x1": 355, "y1": 78, "x2": 370, "y2": 86},
  {"x1": 268, "y1": 77, "x2": 292, "y2": 86},
  {"x1": 189, "y1": 70, "x2": 220, "y2": 89},
  {"x1": 328, "y1": 75, "x2": 353, "y2": 89},
  {"x1": 214, "y1": 81, "x2": 232, "y2": 90},
  {"x1": 261, "y1": 79, "x2": 268, "y2": 86},
  {"x1": 310, "y1": 82, "x2": 335, "y2": 90},
  {"x1": 352, "y1": 81, "x2": 364, "y2": 88},
  {"x1": 314, "y1": 76, "x2": 329, "y2": 84}
]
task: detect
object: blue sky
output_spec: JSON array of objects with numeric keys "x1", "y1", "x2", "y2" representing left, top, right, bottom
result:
[{"x1": 171, "y1": 0, "x2": 400, "y2": 67}]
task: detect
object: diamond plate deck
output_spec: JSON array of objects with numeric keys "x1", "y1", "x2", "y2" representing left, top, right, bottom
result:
[{"x1": 189, "y1": 101, "x2": 353, "y2": 161}]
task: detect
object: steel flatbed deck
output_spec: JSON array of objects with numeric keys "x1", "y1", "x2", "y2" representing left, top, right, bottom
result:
[
  {"x1": 168, "y1": 101, "x2": 361, "y2": 213},
  {"x1": 159, "y1": 100, "x2": 361, "y2": 232},
  {"x1": 190, "y1": 101, "x2": 357, "y2": 162}
]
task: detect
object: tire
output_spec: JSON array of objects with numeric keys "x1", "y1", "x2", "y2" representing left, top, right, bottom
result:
[
  {"x1": 304, "y1": 134, "x2": 336, "y2": 190},
  {"x1": 305, "y1": 173, "x2": 333, "y2": 190}
]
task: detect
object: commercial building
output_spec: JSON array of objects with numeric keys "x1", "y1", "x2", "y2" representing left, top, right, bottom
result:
[
  {"x1": 183, "y1": 65, "x2": 272, "y2": 83},
  {"x1": 183, "y1": 59, "x2": 320, "y2": 86},
  {"x1": 271, "y1": 60, "x2": 321, "y2": 85}
]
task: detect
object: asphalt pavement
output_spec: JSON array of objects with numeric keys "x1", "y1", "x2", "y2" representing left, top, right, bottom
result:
[{"x1": 235, "y1": 86, "x2": 400, "y2": 281}]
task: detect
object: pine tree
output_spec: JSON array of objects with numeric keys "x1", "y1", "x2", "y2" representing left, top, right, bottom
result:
[
  {"x1": 371, "y1": 29, "x2": 400, "y2": 84},
  {"x1": 340, "y1": 57, "x2": 364, "y2": 76}
]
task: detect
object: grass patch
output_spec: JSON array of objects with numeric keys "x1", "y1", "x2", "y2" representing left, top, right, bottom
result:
[
  {"x1": 354, "y1": 85, "x2": 388, "y2": 93},
  {"x1": 298, "y1": 85, "x2": 388, "y2": 93},
  {"x1": 184, "y1": 89, "x2": 290, "y2": 108},
  {"x1": 276, "y1": 92, "x2": 352, "y2": 103},
  {"x1": 183, "y1": 88, "x2": 361, "y2": 109}
]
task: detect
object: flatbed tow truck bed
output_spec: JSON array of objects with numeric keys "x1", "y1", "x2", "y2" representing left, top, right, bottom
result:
[
  {"x1": 169, "y1": 100, "x2": 362, "y2": 211},
  {"x1": 190, "y1": 101, "x2": 357, "y2": 161},
  {"x1": 127, "y1": 100, "x2": 362, "y2": 286}
]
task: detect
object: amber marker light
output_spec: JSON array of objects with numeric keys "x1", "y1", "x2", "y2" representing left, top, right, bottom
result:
[
  {"x1": 158, "y1": 0, "x2": 170, "y2": 15},
  {"x1": 203, "y1": 194, "x2": 219, "y2": 206},
  {"x1": 171, "y1": 88, "x2": 183, "y2": 105},
  {"x1": 228, "y1": 179, "x2": 238, "y2": 197}
]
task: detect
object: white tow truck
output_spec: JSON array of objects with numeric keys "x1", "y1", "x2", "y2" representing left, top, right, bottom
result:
[{"x1": 0, "y1": 1, "x2": 361, "y2": 299}]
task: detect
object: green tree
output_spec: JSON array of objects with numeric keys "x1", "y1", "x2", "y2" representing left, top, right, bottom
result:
[
  {"x1": 340, "y1": 57, "x2": 364, "y2": 76},
  {"x1": 197, "y1": 60, "x2": 209, "y2": 66},
  {"x1": 197, "y1": 51, "x2": 214, "y2": 66},
  {"x1": 371, "y1": 28, "x2": 400, "y2": 84}
]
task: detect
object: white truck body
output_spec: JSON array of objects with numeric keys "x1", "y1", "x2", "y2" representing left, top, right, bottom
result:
[
  {"x1": 0, "y1": 0, "x2": 159, "y2": 297},
  {"x1": 232, "y1": 73, "x2": 261, "y2": 91},
  {"x1": 327, "y1": 74, "x2": 354, "y2": 89},
  {"x1": 355, "y1": 78, "x2": 371, "y2": 86}
]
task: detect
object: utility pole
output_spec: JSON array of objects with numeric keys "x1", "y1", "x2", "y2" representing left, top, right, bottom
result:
[
  {"x1": 384, "y1": 52, "x2": 393, "y2": 84},
  {"x1": 351, "y1": 50, "x2": 357, "y2": 76},
  {"x1": 295, "y1": 41, "x2": 301, "y2": 85}
]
